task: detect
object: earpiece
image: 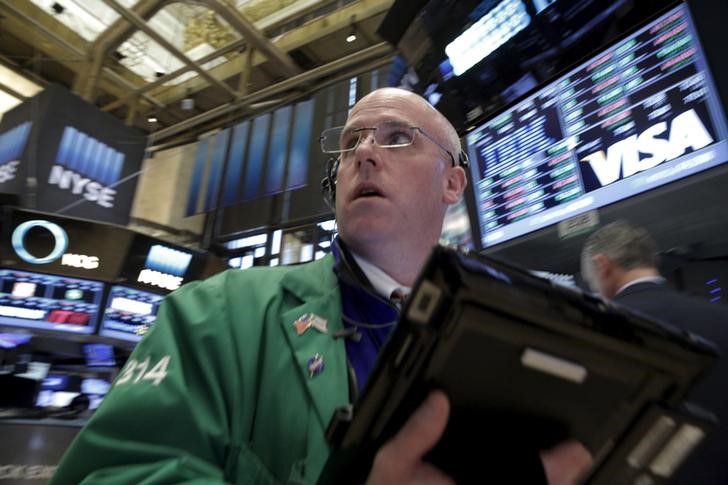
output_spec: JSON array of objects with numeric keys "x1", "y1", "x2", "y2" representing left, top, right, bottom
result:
[
  {"x1": 321, "y1": 156, "x2": 340, "y2": 211},
  {"x1": 457, "y1": 151, "x2": 470, "y2": 169}
]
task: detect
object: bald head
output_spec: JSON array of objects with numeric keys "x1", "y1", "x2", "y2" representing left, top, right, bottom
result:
[
  {"x1": 356, "y1": 88, "x2": 462, "y2": 161},
  {"x1": 333, "y1": 86, "x2": 468, "y2": 285}
]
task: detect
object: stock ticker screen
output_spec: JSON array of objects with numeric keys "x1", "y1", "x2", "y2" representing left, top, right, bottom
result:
[
  {"x1": 98, "y1": 285, "x2": 165, "y2": 343},
  {"x1": 466, "y1": 3, "x2": 728, "y2": 248},
  {"x1": 0, "y1": 268, "x2": 104, "y2": 334}
]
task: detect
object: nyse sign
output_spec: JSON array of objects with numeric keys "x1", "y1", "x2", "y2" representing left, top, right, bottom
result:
[
  {"x1": 11, "y1": 219, "x2": 100, "y2": 269},
  {"x1": 0, "y1": 161, "x2": 19, "y2": 183},
  {"x1": 48, "y1": 166, "x2": 116, "y2": 208},
  {"x1": 137, "y1": 269, "x2": 183, "y2": 291},
  {"x1": 137, "y1": 244, "x2": 192, "y2": 291},
  {"x1": 48, "y1": 126, "x2": 125, "y2": 208}
]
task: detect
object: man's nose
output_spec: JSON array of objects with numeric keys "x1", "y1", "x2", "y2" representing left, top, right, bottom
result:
[
  {"x1": 358, "y1": 129, "x2": 377, "y2": 147},
  {"x1": 354, "y1": 130, "x2": 379, "y2": 167}
]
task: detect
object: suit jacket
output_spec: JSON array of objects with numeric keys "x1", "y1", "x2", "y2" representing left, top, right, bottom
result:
[
  {"x1": 615, "y1": 281, "x2": 728, "y2": 485},
  {"x1": 51, "y1": 254, "x2": 349, "y2": 484}
]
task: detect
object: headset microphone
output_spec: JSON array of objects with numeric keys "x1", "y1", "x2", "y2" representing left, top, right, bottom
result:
[{"x1": 321, "y1": 156, "x2": 340, "y2": 212}]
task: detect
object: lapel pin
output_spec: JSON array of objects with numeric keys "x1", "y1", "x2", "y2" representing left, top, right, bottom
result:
[
  {"x1": 293, "y1": 313, "x2": 328, "y2": 336},
  {"x1": 307, "y1": 353, "x2": 325, "y2": 378}
]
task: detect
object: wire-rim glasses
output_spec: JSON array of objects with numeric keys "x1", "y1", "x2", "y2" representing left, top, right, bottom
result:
[{"x1": 319, "y1": 121, "x2": 457, "y2": 167}]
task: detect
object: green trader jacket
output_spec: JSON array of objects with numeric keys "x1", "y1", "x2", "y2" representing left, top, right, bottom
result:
[{"x1": 52, "y1": 254, "x2": 350, "y2": 484}]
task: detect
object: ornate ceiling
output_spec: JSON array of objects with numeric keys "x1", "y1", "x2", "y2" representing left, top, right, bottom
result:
[{"x1": 0, "y1": 0, "x2": 395, "y2": 150}]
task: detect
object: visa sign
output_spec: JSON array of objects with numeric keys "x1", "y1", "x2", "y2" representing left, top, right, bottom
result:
[
  {"x1": 47, "y1": 126, "x2": 124, "y2": 208},
  {"x1": 581, "y1": 108, "x2": 714, "y2": 187}
]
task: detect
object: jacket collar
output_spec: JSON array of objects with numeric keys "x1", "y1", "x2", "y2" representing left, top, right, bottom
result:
[
  {"x1": 616, "y1": 277, "x2": 666, "y2": 297},
  {"x1": 278, "y1": 254, "x2": 350, "y2": 429}
]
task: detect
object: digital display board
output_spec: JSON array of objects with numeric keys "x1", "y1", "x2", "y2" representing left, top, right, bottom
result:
[
  {"x1": 0, "y1": 208, "x2": 132, "y2": 281},
  {"x1": 98, "y1": 285, "x2": 165, "y2": 343},
  {"x1": 0, "y1": 269, "x2": 104, "y2": 334},
  {"x1": 465, "y1": 3, "x2": 728, "y2": 248}
]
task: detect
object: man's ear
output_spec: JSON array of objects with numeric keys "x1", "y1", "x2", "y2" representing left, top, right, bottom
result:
[
  {"x1": 592, "y1": 254, "x2": 613, "y2": 279},
  {"x1": 443, "y1": 166, "x2": 467, "y2": 204}
]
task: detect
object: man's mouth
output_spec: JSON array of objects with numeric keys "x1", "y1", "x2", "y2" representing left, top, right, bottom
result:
[{"x1": 354, "y1": 185, "x2": 384, "y2": 199}]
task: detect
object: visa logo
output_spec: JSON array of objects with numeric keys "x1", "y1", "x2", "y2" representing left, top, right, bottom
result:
[
  {"x1": 48, "y1": 126, "x2": 124, "y2": 208},
  {"x1": 581, "y1": 108, "x2": 714, "y2": 187}
]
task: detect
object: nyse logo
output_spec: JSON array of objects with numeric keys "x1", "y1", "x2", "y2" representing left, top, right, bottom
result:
[
  {"x1": 137, "y1": 269, "x2": 183, "y2": 291},
  {"x1": 581, "y1": 108, "x2": 714, "y2": 187},
  {"x1": 48, "y1": 126, "x2": 124, "y2": 208},
  {"x1": 0, "y1": 161, "x2": 19, "y2": 183},
  {"x1": 137, "y1": 245, "x2": 193, "y2": 291},
  {"x1": 0, "y1": 121, "x2": 33, "y2": 184},
  {"x1": 48, "y1": 166, "x2": 116, "y2": 208}
]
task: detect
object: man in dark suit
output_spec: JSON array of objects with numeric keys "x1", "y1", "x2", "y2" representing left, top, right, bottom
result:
[{"x1": 581, "y1": 220, "x2": 728, "y2": 485}]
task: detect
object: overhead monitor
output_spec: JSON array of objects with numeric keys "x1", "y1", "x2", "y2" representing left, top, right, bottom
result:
[
  {"x1": 0, "y1": 269, "x2": 104, "y2": 335},
  {"x1": 465, "y1": 3, "x2": 728, "y2": 249},
  {"x1": 118, "y1": 235, "x2": 207, "y2": 294},
  {"x1": 0, "y1": 207, "x2": 133, "y2": 281},
  {"x1": 97, "y1": 285, "x2": 165, "y2": 343}
]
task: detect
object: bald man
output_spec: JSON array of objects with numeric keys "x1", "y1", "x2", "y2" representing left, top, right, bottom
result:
[{"x1": 53, "y1": 88, "x2": 590, "y2": 484}]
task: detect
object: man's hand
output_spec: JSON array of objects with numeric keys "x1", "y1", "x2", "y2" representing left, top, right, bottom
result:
[
  {"x1": 540, "y1": 440, "x2": 593, "y2": 485},
  {"x1": 366, "y1": 390, "x2": 454, "y2": 485},
  {"x1": 366, "y1": 391, "x2": 593, "y2": 485}
]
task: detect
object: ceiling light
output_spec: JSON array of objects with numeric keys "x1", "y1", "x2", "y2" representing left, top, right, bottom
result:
[
  {"x1": 147, "y1": 116, "x2": 158, "y2": 123},
  {"x1": 181, "y1": 98, "x2": 194, "y2": 111},
  {"x1": 181, "y1": 89, "x2": 194, "y2": 111},
  {"x1": 346, "y1": 15, "x2": 358, "y2": 43}
]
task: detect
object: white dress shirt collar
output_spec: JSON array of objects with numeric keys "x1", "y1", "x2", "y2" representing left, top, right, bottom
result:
[{"x1": 349, "y1": 251, "x2": 411, "y2": 300}]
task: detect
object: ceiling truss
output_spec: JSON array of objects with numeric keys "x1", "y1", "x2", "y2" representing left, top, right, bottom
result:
[{"x1": 0, "y1": 0, "x2": 395, "y2": 146}]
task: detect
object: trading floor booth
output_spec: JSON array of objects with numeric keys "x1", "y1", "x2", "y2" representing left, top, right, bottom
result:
[{"x1": 0, "y1": 207, "x2": 226, "y2": 481}]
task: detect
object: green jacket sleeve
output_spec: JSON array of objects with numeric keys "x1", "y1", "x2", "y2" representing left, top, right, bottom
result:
[{"x1": 50, "y1": 272, "x2": 278, "y2": 485}]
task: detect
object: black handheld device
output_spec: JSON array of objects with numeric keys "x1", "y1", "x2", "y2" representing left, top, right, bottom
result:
[{"x1": 318, "y1": 246, "x2": 717, "y2": 484}]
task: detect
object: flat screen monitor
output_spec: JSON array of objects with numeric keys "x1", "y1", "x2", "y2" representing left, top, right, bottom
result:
[
  {"x1": 0, "y1": 268, "x2": 104, "y2": 334},
  {"x1": 35, "y1": 374, "x2": 111, "y2": 411},
  {"x1": 0, "y1": 333, "x2": 32, "y2": 349},
  {"x1": 465, "y1": 3, "x2": 728, "y2": 249},
  {"x1": 440, "y1": 197, "x2": 474, "y2": 250},
  {"x1": 82, "y1": 343, "x2": 116, "y2": 367},
  {"x1": 98, "y1": 285, "x2": 165, "y2": 343}
]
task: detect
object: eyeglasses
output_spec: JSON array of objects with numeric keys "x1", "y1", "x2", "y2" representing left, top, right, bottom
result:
[{"x1": 319, "y1": 121, "x2": 458, "y2": 167}]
